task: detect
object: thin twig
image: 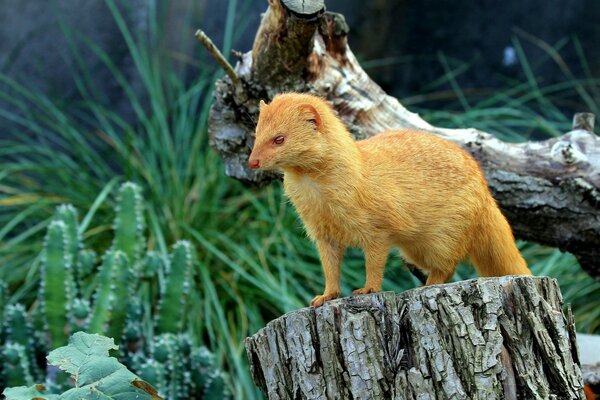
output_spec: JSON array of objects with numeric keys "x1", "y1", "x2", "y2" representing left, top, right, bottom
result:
[{"x1": 195, "y1": 29, "x2": 241, "y2": 87}]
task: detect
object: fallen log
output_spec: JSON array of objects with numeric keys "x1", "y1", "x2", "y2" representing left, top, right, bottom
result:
[
  {"x1": 245, "y1": 276, "x2": 585, "y2": 399},
  {"x1": 201, "y1": 0, "x2": 600, "y2": 278}
]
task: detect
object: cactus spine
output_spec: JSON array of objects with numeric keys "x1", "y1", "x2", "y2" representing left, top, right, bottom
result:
[{"x1": 156, "y1": 241, "x2": 195, "y2": 333}]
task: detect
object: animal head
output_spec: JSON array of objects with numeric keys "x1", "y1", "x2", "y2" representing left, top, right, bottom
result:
[{"x1": 248, "y1": 93, "x2": 328, "y2": 171}]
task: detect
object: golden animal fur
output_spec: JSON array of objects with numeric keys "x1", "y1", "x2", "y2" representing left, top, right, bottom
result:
[{"x1": 249, "y1": 92, "x2": 531, "y2": 307}]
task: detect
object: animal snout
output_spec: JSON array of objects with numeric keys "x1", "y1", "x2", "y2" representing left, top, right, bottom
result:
[{"x1": 248, "y1": 158, "x2": 260, "y2": 169}]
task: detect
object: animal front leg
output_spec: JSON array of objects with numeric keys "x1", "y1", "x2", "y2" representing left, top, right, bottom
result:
[
  {"x1": 311, "y1": 239, "x2": 345, "y2": 307},
  {"x1": 353, "y1": 243, "x2": 389, "y2": 295}
]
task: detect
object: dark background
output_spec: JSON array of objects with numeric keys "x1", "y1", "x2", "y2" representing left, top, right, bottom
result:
[{"x1": 1, "y1": 0, "x2": 599, "y2": 123}]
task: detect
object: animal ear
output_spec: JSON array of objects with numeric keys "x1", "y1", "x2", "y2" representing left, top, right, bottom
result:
[
  {"x1": 259, "y1": 99, "x2": 267, "y2": 109},
  {"x1": 299, "y1": 104, "x2": 322, "y2": 130}
]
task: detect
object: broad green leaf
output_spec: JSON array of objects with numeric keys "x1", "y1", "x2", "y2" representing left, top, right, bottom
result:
[
  {"x1": 46, "y1": 332, "x2": 162, "y2": 400},
  {"x1": 2, "y1": 384, "x2": 59, "y2": 400},
  {"x1": 60, "y1": 368, "x2": 160, "y2": 400},
  {"x1": 47, "y1": 332, "x2": 117, "y2": 376}
]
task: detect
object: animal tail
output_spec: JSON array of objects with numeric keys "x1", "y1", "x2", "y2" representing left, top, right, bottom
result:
[{"x1": 469, "y1": 199, "x2": 531, "y2": 277}]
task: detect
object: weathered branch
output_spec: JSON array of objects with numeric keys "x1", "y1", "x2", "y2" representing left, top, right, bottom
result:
[
  {"x1": 204, "y1": 0, "x2": 600, "y2": 278},
  {"x1": 195, "y1": 29, "x2": 241, "y2": 88},
  {"x1": 246, "y1": 276, "x2": 585, "y2": 399},
  {"x1": 252, "y1": 0, "x2": 325, "y2": 87}
]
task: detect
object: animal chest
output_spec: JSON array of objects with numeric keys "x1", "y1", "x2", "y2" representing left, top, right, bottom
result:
[{"x1": 284, "y1": 175, "x2": 366, "y2": 246}]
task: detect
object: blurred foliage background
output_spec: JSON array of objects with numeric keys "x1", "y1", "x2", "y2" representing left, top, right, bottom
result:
[{"x1": 1, "y1": 0, "x2": 599, "y2": 398}]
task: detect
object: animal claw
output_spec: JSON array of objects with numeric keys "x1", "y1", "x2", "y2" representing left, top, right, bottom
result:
[
  {"x1": 310, "y1": 291, "x2": 340, "y2": 308},
  {"x1": 352, "y1": 287, "x2": 376, "y2": 295}
]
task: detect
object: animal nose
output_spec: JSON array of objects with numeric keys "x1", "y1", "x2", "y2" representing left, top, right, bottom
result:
[{"x1": 248, "y1": 159, "x2": 260, "y2": 169}]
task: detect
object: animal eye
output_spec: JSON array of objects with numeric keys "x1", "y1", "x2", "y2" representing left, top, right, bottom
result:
[{"x1": 273, "y1": 135, "x2": 285, "y2": 145}]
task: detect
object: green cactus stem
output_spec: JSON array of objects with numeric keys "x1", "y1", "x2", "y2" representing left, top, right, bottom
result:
[
  {"x1": 153, "y1": 333, "x2": 188, "y2": 399},
  {"x1": 1, "y1": 342, "x2": 34, "y2": 387},
  {"x1": 77, "y1": 249, "x2": 98, "y2": 282},
  {"x1": 155, "y1": 241, "x2": 195, "y2": 334},
  {"x1": 2, "y1": 303, "x2": 42, "y2": 381},
  {"x1": 141, "y1": 251, "x2": 162, "y2": 280},
  {"x1": 137, "y1": 358, "x2": 168, "y2": 397},
  {"x1": 88, "y1": 250, "x2": 129, "y2": 340},
  {"x1": 190, "y1": 346, "x2": 215, "y2": 391},
  {"x1": 69, "y1": 298, "x2": 90, "y2": 334},
  {"x1": 203, "y1": 370, "x2": 230, "y2": 400},
  {"x1": 122, "y1": 298, "x2": 145, "y2": 357},
  {"x1": 112, "y1": 182, "x2": 145, "y2": 268},
  {"x1": 53, "y1": 204, "x2": 81, "y2": 271},
  {"x1": 53, "y1": 204, "x2": 81, "y2": 302},
  {"x1": 41, "y1": 220, "x2": 75, "y2": 349},
  {"x1": 3, "y1": 304, "x2": 34, "y2": 353}
]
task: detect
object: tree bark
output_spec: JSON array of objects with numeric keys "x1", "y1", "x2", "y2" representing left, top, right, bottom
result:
[
  {"x1": 205, "y1": 0, "x2": 600, "y2": 277},
  {"x1": 245, "y1": 276, "x2": 585, "y2": 399}
]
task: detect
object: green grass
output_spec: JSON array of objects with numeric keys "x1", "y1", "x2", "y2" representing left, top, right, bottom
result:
[{"x1": 1, "y1": 3, "x2": 600, "y2": 399}]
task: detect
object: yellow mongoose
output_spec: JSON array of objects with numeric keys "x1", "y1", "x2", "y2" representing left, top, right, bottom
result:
[{"x1": 249, "y1": 93, "x2": 530, "y2": 307}]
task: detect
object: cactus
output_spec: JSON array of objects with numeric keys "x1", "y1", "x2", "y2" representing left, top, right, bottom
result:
[
  {"x1": 152, "y1": 334, "x2": 190, "y2": 400},
  {"x1": 76, "y1": 248, "x2": 97, "y2": 290},
  {"x1": 190, "y1": 346, "x2": 215, "y2": 391},
  {"x1": 40, "y1": 220, "x2": 75, "y2": 349},
  {"x1": 121, "y1": 298, "x2": 145, "y2": 359},
  {"x1": 3, "y1": 303, "x2": 42, "y2": 382},
  {"x1": 69, "y1": 298, "x2": 91, "y2": 333},
  {"x1": 141, "y1": 251, "x2": 162, "y2": 279},
  {"x1": 113, "y1": 182, "x2": 145, "y2": 267},
  {"x1": 203, "y1": 370, "x2": 230, "y2": 400},
  {"x1": 88, "y1": 250, "x2": 129, "y2": 340},
  {"x1": 156, "y1": 241, "x2": 195, "y2": 334},
  {"x1": 3, "y1": 304, "x2": 34, "y2": 354},
  {"x1": 53, "y1": 204, "x2": 81, "y2": 272},
  {"x1": 1, "y1": 342, "x2": 34, "y2": 387},
  {"x1": 1, "y1": 183, "x2": 231, "y2": 399},
  {"x1": 137, "y1": 358, "x2": 168, "y2": 397}
]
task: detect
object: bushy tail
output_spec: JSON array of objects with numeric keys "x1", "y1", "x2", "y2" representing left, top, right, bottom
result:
[{"x1": 469, "y1": 201, "x2": 531, "y2": 277}]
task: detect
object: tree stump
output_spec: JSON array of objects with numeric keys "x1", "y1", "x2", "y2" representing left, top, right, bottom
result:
[{"x1": 245, "y1": 276, "x2": 585, "y2": 399}]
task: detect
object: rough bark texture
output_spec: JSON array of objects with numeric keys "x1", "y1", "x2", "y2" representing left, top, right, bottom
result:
[
  {"x1": 207, "y1": 0, "x2": 600, "y2": 279},
  {"x1": 245, "y1": 276, "x2": 585, "y2": 399}
]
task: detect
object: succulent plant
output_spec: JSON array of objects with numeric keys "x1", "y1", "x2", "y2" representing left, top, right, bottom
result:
[
  {"x1": 156, "y1": 241, "x2": 195, "y2": 334},
  {"x1": 1, "y1": 182, "x2": 230, "y2": 399},
  {"x1": 112, "y1": 182, "x2": 145, "y2": 268},
  {"x1": 1, "y1": 343, "x2": 34, "y2": 388},
  {"x1": 40, "y1": 220, "x2": 75, "y2": 349},
  {"x1": 88, "y1": 250, "x2": 129, "y2": 339}
]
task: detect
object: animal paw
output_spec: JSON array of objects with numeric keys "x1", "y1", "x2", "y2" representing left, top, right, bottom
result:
[
  {"x1": 310, "y1": 291, "x2": 340, "y2": 308},
  {"x1": 352, "y1": 287, "x2": 376, "y2": 295}
]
